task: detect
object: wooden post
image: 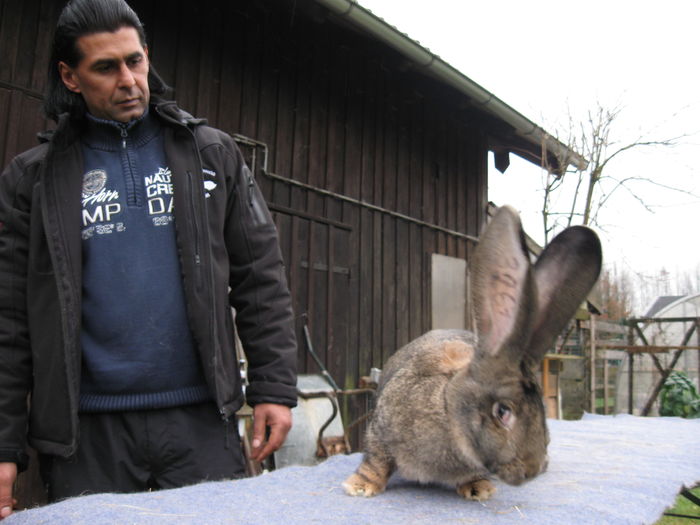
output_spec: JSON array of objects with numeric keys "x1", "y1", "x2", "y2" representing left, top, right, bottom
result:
[
  {"x1": 603, "y1": 354, "x2": 609, "y2": 415},
  {"x1": 627, "y1": 322, "x2": 634, "y2": 414},
  {"x1": 542, "y1": 357, "x2": 551, "y2": 417},
  {"x1": 627, "y1": 352, "x2": 634, "y2": 414},
  {"x1": 697, "y1": 319, "x2": 700, "y2": 391},
  {"x1": 590, "y1": 316, "x2": 596, "y2": 414}
]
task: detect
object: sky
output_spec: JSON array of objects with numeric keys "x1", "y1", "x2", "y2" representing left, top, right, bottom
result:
[{"x1": 357, "y1": 0, "x2": 700, "y2": 300}]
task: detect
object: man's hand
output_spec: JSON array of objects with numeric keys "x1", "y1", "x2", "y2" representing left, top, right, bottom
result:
[
  {"x1": 0, "y1": 462, "x2": 17, "y2": 520},
  {"x1": 250, "y1": 403, "x2": 292, "y2": 462}
]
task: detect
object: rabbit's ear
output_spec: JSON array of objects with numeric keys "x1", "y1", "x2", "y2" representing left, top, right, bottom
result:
[
  {"x1": 471, "y1": 206, "x2": 536, "y2": 358},
  {"x1": 525, "y1": 226, "x2": 602, "y2": 366}
]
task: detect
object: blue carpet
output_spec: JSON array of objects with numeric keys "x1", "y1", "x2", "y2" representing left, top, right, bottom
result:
[{"x1": 8, "y1": 414, "x2": 699, "y2": 525}]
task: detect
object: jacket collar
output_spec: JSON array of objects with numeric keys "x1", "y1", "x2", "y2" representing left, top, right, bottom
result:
[
  {"x1": 151, "y1": 97, "x2": 207, "y2": 129},
  {"x1": 41, "y1": 98, "x2": 207, "y2": 150}
]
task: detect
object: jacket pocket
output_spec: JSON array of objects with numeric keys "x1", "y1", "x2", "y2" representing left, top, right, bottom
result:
[{"x1": 242, "y1": 166, "x2": 272, "y2": 227}]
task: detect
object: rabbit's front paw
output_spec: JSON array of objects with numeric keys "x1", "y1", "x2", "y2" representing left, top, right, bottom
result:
[
  {"x1": 456, "y1": 479, "x2": 496, "y2": 501},
  {"x1": 343, "y1": 458, "x2": 392, "y2": 497},
  {"x1": 342, "y1": 472, "x2": 385, "y2": 497}
]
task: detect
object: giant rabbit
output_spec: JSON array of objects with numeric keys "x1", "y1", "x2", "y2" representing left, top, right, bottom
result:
[{"x1": 343, "y1": 205, "x2": 602, "y2": 501}]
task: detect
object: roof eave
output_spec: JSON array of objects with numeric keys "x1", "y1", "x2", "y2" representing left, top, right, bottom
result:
[{"x1": 315, "y1": 0, "x2": 588, "y2": 172}]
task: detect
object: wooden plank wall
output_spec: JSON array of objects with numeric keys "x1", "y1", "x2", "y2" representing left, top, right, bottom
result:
[
  {"x1": 132, "y1": 0, "x2": 488, "y2": 386},
  {"x1": 1, "y1": 0, "x2": 489, "y2": 456},
  {"x1": 0, "y1": 0, "x2": 59, "y2": 168}
]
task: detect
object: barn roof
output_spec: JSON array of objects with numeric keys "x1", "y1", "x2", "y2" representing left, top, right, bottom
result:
[{"x1": 315, "y1": 0, "x2": 587, "y2": 174}]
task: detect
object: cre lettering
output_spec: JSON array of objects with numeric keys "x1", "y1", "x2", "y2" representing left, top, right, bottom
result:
[
  {"x1": 146, "y1": 182, "x2": 173, "y2": 198},
  {"x1": 145, "y1": 168, "x2": 175, "y2": 216}
]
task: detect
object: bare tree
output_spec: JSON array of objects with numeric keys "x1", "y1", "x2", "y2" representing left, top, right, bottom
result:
[
  {"x1": 675, "y1": 263, "x2": 700, "y2": 297},
  {"x1": 636, "y1": 263, "x2": 700, "y2": 313},
  {"x1": 539, "y1": 102, "x2": 686, "y2": 244},
  {"x1": 597, "y1": 264, "x2": 636, "y2": 320}
]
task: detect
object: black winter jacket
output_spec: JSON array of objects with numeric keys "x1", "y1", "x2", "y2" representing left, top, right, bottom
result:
[{"x1": 0, "y1": 99, "x2": 297, "y2": 468}]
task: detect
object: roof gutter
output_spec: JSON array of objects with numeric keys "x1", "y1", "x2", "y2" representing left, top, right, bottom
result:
[{"x1": 314, "y1": 0, "x2": 588, "y2": 171}]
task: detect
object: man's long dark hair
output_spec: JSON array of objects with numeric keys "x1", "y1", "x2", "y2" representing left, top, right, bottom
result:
[{"x1": 44, "y1": 0, "x2": 169, "y2": 122}]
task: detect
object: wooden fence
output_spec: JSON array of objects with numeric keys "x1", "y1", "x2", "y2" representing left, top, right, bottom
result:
[{"x1": 580, "y1": 316, "x2": 700, "y2": 416}]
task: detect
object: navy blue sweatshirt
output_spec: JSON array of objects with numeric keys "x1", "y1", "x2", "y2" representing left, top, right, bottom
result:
[{"x1": 79, "y1": 110, "x2": 211, "y2": 412}]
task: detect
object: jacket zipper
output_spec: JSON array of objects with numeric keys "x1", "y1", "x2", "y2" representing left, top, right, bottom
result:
[
  {"x1": 154, "y1": 106, "x2": 204, "y2": 271},
  {"x1": 184, "y1": 135, "x2": 228, "y2": 419},
  {"x1": 186, "y1": 170, "x2": 202, "y2": 275},
  {"x1": 119, "y1": 124, "x2": 141, "y2": 207},
  {"x1": 161, "y1": 107, "x2": 237, "y2": 421}
]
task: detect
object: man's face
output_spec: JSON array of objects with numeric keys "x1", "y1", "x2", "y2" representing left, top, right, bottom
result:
[{"x1": 59, "y1": 26, "x2": 150, "y2": 123}]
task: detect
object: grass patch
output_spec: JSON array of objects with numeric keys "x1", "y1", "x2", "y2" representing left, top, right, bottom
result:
[
  {"x1": 594, "y1": 397, "x2": 616, "y2": 410},
  {"x1": 655, "y1": 486, "x2": 700, "y2": 524}
]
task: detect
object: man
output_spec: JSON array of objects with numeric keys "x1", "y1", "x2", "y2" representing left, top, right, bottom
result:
[{"x1": 0, "y1": 0, "x2": 297, "y2": 517}]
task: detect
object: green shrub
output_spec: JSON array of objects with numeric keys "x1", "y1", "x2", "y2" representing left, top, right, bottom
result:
[{"x1": 659, "y1": 372, "x2": 700, "y2": 419}]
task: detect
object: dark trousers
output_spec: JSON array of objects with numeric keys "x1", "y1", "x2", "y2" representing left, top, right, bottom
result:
[{"x1": 40, "y1": 402, "x2": 246, "y2": 501}]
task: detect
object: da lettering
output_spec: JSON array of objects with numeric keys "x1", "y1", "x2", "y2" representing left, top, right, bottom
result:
[{"x1": 148, "y1": 197, "x2": 174, "y2": 215}]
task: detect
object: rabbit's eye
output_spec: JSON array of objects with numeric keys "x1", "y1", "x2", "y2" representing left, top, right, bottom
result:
[{"x1": 493, "y1": 402, "x2": 514, "y2": 428}]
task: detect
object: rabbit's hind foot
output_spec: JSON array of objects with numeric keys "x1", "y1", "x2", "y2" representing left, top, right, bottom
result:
[{"x1": 456, "y1": 479, "x2": 496, "y2": 501}]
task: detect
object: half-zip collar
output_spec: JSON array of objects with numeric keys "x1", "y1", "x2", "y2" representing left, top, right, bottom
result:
[
  {"x1": 81, "y1": 109, "x2": 162, "y2": 208},
  {"x1": 82, "y1": 108, "x2": 159, "y2": 152}
]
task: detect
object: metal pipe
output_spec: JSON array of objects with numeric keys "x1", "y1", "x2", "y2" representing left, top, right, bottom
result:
[
  {"x1": 263, "y1": 170, "x2": 479, "y2": 242},
  {"x1": 232, "y1": 133, "x2": 479, "y2": 242},
  {"x1": 233, "y1": 134, "x2": 269, "y2": 172},
  {"x1": 302, "y1": 314, "x2": 341, "y2": 392},
  {"x1": 0, "y1": 80, "x2": 43, "y2": 100}
]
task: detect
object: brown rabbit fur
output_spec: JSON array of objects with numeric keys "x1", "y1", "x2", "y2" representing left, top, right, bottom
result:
[{"x1": 343, "y1": 206, "x2": 602, "y2": 501}]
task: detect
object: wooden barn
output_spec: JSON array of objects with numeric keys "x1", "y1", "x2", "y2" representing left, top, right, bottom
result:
[{"x1": 1, "y1": 0, "x2": 585, "y2": 501}]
